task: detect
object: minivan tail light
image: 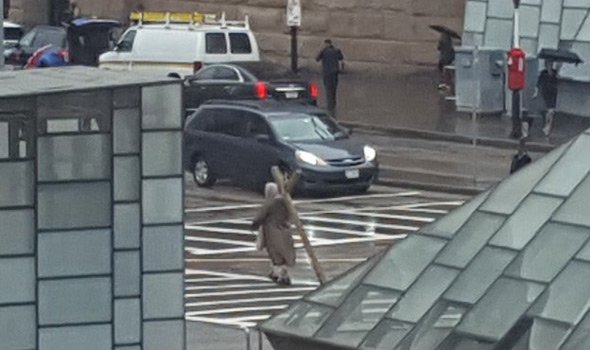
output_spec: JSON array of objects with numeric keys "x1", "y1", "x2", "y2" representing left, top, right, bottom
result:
[
  {"x1": 255, "y1": 82, "x2": 268, "y2": 100},
  {"x1": 310, "y1": 82, "x2": 319, "y2": 100},
  {"x1": 193, "y1": 61, "x2": 203, "y2": 73}
]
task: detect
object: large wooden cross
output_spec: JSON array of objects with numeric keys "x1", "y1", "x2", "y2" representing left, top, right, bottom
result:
[{"x1": 271, "y1": 166, "x2": 326, "y2": 285}]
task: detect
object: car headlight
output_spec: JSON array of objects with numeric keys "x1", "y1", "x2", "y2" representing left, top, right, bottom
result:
[
  {"x1": 364, "y1": 146, "x2": 377, "y2": 162},
  {"x1": 296, "y1": 150, "x2": 327, "y2": 166}
]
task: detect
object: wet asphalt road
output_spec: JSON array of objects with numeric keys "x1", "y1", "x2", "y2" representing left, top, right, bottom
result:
[{"x1": 183, "y1": 176, "x2": 467, "y2": 330}]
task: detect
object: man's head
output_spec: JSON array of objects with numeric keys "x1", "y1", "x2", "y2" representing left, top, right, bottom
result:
[{"x1": 324, "y1": 39, "x2": 333, "y2": 48}]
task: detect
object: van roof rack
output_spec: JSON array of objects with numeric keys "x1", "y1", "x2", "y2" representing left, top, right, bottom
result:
[{"x1": 129, "y1": 11, "x2": 250, "y2": 29}]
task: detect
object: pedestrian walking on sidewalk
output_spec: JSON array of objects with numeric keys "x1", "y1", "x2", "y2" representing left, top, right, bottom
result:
[
  {"x1": 534, "y1": 60, "x2": 559, "y2": 136},
  {"x1": 251, "y1": 183, "x2": 295, "y2": 286},
  {"x1": 316, "y1": 39, "x2": 344, "y2": 117},
  {"x1": 437, "y1": 33, "x2": 455, "y2": 91}
]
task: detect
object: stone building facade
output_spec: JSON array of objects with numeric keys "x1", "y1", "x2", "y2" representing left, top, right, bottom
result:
[{"x1": 8, "y1": 0, "x2": 465, "y2": 69}]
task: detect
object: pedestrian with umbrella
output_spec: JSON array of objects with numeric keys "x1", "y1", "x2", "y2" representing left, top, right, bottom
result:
[
  {"x1": 430, "y1": 25, "x2": 461, "y2": 91},
  {"x1": 534, "y1": 48, "x2": 583, "y2": 136}
]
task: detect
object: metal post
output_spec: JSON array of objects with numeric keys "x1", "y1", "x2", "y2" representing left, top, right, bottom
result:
[
  {"x1": 1, "y1": 0, "x2": 5, "y2": 69},
  {"x1": 290, "y1": 26, "x2": 298, "y2": 73},
  {"x1": 512, "y1": 0, "x2": 523, "y2": 138},
  {"x1": 243, "y1": 327, "x2": 251, "y2": 350}
]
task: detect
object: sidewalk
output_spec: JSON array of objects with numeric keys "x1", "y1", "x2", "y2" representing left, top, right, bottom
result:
[{"x1": 305, "y1": 67, "x2": 590, "y2": 149}]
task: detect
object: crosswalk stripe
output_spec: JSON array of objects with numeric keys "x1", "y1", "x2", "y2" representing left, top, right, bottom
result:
[
  {"x1": 301, "y1": 216, "x2": 419, "y2": 231},
  {"x1": 337, "y1": 211, "x2": 436, "y2": 222},
  {"x1": 186, "y1": 295, "x2": 304, "y2": 308},
  {"x1": 187, "y1": 305, "x2": 289, "y2": 317},
  {"x1": 186, "y1": 287, "x2": 318, "y2": 299}
]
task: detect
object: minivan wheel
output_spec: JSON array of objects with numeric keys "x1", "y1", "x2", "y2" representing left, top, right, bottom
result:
[{"x1": 193, "y1": 158, "x2": 216, "y2": 187}]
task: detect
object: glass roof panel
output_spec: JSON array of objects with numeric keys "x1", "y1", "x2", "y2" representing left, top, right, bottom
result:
[
  {"x1": 541, "y1": 0, "x2": 563, "y2": 23},
  {"x1": 388, "y1": 265, "x2": 459, "y2": 323},
  {"x1": 560, "y1": 309, "x2": 590, "y2": 350},
  {"x1": 510, "y1": 318, "x2": 572, "y2": 350},
  {"x1": 576, "y1": 12, "x2": 590, "y2": 41},
  {"x1": 445, "y1": 247, "x2": 517, "y2": 304},
  {"x1": 539, "y1": 23, "x2": 561, "y2": 50},
  {"x1": 464, "y1": 1, "x2": 488, "y2": 32},
  {"x1": 529, "y1": 260, "x2": 590, "y2": 325},
  {"x1": 564, "y1": 0, "x2": 590, "y2": 6},
  {"x1": 489, "y1": 194, "x2": 563, "y2": 250},
  {"x1": 520, "y1": 5, "x2": 541, "y2": 38},
  {"x1": 359, "y1": 319, "x2": 413, "y2": 350},
  {"x1": 561, "y1": 9, "x2": 587, "y2": 40},
  {"x1": 435, "y1": 212, "x2": 506, "y2": 268},
  {"x1": 480, "y1": 142, "x2": 568, "y2": 215},
  {"x1": 576, "y1": 231, "x2": 590, "y2": 261},
  {"x1": 306, "y1": 257, "x2": 377, "y2": 307},
  {"x1": 505, "y1": 223, "x2": 590, "y2": 282},
  {"x1": 261, "y1": 301, "x2": 333, "y2": 337},
  {"x1": 553, "y1": 174, "x2": 590, "y2": 227},
  {"x1": 364, "y1": 235, "x2": 446, "y2": 291},
  {"x1": 488, "y1": 0, "x2": 515, "y2": 19},
  {"x1": 535, "y1": 134, "x2": 590, "y2": 197},
  {"x1": 394, "y1": 302, "x2": 467, "y2": 350},
  {"x1": 438, "y1": 335, "x2": 495, "y2": 350},
  {"x1": 315, "y1": 285, "x2": 400, "y2": 348},
  {"x1": 485, "y1": 19, "x2": 514, "y2": 50},
  {"x1": 420, "y1": 190, "x2": 489, "y2": 238},
  {"x1": 456, "y1": 278, "x2": 545, "y2": 341}
]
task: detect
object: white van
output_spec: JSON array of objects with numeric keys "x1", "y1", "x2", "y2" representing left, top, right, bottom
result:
[{"x1": 99, "y1": 12, "x2": 260, "y2": 77}]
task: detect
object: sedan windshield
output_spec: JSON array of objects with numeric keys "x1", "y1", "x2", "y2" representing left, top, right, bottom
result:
[{"x1": 269, "y1": 113, "x2": 346, "y2": 142}]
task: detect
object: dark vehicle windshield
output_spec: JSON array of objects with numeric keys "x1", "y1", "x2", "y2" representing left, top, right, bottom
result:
[
  {"x1": 20, "y1": 27, "x2": 65, "y2": 49},
  {"x1": 4, "y1": 27, "x2": 23, "y2": 41},
  {"x1": 269, "y1": 113, "x2": 346, "y2": 142}
]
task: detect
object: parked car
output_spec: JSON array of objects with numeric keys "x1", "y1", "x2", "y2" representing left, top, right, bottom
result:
[
  {"x1": 4, "y1": 25, "x2": 67, "y2": 67},
  {"x1": 184, "y1": 100, "x2": 378, "y2": 193},
  {"x1": 99, "y1": 11, "x2": 260, "y2": 77},
  {"x1": 183, "y1": 62, "x2": 319, "y2": 109},
  {"x1": 3, "y1": 21, "x2": 24, "y2": 49}
]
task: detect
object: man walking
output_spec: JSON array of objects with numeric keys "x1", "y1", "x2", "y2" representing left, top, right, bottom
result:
[
  {"x1": 316, "y1": 39, "x2": 344, "y2": 117},
  {"x1": 535, "y1": 60, "x2": 559, "y2": 136}
]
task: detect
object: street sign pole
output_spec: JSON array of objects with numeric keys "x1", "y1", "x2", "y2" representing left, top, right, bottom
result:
[
  {"x1": 511, "y1": 0, "x2": 522, "y2": 138},
  {"x1": 1, "y1": 0, "x2": 5, "y2": 69},
  {"x1": 290, "y1": 26, "x2": 298, "y2": 73},
  {"x1": 286, "y1": 0, "x2": 301, "y2": 73}
]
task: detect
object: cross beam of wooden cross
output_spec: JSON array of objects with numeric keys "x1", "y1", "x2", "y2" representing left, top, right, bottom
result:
[{"x1": 271, "y1": 166, "x2": 326, "y2": 285}]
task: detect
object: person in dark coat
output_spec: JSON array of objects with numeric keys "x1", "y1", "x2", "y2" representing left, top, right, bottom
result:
[
  {"x1": 510, "y1": 139, "x2": 532, "y2": 174},
  {"x1": 437, "y1": 33, "x2": 455, "y2": 90},
  {"x1": 316, "y1": 39, "x2": 344, "y2": 117},
  {"x1": 251, "y1": 183, "x2": 295, "y2": 286},
  {"x1": 535, "y1": 60, "x2": 559, "y2": 136}
]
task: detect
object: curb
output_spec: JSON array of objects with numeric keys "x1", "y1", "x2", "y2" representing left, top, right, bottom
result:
[{"x1": 341, "y1": 121, "x2": 556, "y2": 153}]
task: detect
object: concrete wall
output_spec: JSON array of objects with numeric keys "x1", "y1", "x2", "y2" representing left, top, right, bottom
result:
[{"x1": 10, "y1": 0, "x2": 466, "y2": 69}]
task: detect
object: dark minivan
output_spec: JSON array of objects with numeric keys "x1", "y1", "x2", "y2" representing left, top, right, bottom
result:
[{"x1": 184, "y1": 100, "x2": 378, "y2": 193}]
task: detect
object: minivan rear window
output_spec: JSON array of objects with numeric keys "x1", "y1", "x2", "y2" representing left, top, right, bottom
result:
[
  {"x1": 229, "y1": 33, "x2": 252, "y2": 54},
  {"x1": 206, "y1": 33, "x2": 227, "y2": 54}
]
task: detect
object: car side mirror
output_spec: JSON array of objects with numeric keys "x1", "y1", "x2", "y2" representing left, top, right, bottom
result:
[{"x1": 255, "y1": 134, "x2": 271, "y2": 143}]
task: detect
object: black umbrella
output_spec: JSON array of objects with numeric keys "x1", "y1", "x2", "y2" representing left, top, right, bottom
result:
[
  {"x1": 538, "y1": 48, "x2": 583, "y2": 64},
  {"x1": 429, "y1": 25, "x2": 462, "y2": 40}
]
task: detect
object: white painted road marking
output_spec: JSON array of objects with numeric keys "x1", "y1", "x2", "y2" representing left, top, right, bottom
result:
[{"x1": 184, "y1": 191, "x2": 421, "y2": 213}]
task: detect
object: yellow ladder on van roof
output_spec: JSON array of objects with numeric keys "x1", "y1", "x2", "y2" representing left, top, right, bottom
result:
[{"x1": 129, "y1": 11, "x2": 217, "y2": 24}]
